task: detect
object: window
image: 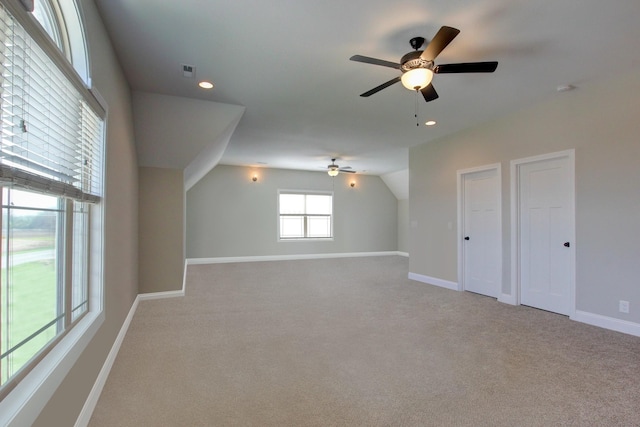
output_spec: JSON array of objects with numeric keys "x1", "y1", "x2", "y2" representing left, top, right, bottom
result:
[
  {"x1": 279, "y1": 192, "x2": 333, "y2": 240},
  {"x1": 0, "y1": 0, "x2": 104, "y2": 399}
]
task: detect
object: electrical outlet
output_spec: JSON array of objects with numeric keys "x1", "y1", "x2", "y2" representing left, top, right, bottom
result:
[{"x1": 619, "y1": 300, "x2": 630, "y2": 314}]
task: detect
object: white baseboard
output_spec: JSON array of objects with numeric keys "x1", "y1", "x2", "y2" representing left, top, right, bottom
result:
[
  {"x1": 187, "y1": 251, "x2": 404, "y2": 265},
  {"x1": 138, "y1": 290, "x2": 184, "y2": 300},
  {"x1": 571, "y1": 310, "x2": 640, "y2": 338},
  {"x1": 74, "y1": 298, "x2": 139, "y2": 427},
  {"x1": 138, "y1": 260, "x2": 187, "y2": 301},
  {"x1": 408, "y1": 272, "x2": 459, "y2": 291},
  {"x1": 498, "y1": 293, "x2": 517, "y2": 305},
  {"x1": 75, "y1": 274, "x2": 192, "y2": 427}
]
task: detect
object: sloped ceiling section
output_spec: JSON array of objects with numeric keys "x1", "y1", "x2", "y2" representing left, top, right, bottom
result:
[
  {"x1": 184, "y1": 113, "x2": 243, "y2": 190},
  {"x1": 132, "y1": 92, "x2": 245, "y2": 187},
  {"x1": 381, "y1": 169, "x2": 409, "y2": 200}
]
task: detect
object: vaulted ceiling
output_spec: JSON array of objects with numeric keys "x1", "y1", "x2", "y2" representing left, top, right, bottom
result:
[{"x1": 94, "y1": 0, "x2": 640, "y2": 177}]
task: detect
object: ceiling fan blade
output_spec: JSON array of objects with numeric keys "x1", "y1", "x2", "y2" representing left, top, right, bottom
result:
[
  {"x1": 360, "y1": 76, "x2": 401, "y2": 97},
  {"x1": 434, "y1": 61, "x2": 498, "y2": 74},
  {"x1": 339, "y1": 169, "x2": 356, "y2": 173},
  {"x1": 420, "y1": 26, "x2": 460, "y2": 61},
  {"x1": 421, "y1": 84, "x2": 439, "y2": 102},
  {"x1": 350, "y1": 55, "x2": 400, "y2": 70}
]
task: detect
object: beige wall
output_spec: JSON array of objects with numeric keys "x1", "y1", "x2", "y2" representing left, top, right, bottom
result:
[
  {"x1": 409, "y1": 69, "x2": 640, "y2": 323},
  {"x1": 187, "y1": 165, "x2": 398, "y2": 258},
  {"x1": 32, "y1": 0, "x2": 139, "y2": 425},
  {"x1": 138, "y1": 167, "x2": 184, "y2": 293}
]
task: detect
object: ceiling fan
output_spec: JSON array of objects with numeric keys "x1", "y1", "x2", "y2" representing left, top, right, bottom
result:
[
  {"x1": 350, "y1": 26, "x2": 498, "y2": 102},
  {"x1": 326, "y1": 158, "x2": 355, "y2": 176}
]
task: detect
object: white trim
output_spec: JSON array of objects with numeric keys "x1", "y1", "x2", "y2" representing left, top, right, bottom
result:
[
  {"x1": 457, "y1": 163, "x2": 502, "y2": 295},
  {"x1": 498, "y1": 293, "x2": 517, "y2": 305},
  {"x1": 572, "y1": 310, "x2": 640, "y2": 338},
  {"x1": 509, "y1": 158, "x2": 519, "y2": 305},
  {"x1": 277, "y1": 190, "x2": 334, "y2": 242},
  {"x1": 73, "y1": 297, "x2": 139, "y2": 427},
  {"x1": 75, "y1": 262, "x2": 189, "y2": 427},
  {"x1": 408, "y1": 272, "x2": 459, "y2": 291},
  {"x1": 397, "y1": 251, "x2": 409, "y2": 258},
  {"x1": 182, "y1": 258, "x2": 188, "y2": 293},
  {"x1": 0, "y1": 312, "x2": 104, "y2": 427},
  {"x1": 187, "y1": 251, "x2": 402, "y2": 265},
  {"x1": 135, "y1": 261, "x2": 188, "y2": 302},
  {"x1": 73, "y1": 301, "x2": 137, "y2": 427},
  {"x1": 138, "y1": 290, "x2": 184, "y2": 301},
  {"x1": 510, "y1": 149, "x2": 576, "y2": 314}
]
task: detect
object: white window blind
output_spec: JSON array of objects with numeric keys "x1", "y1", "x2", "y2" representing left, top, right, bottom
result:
[{"x1": 0, "y1": 2, "x2": 103, "y2": 202}]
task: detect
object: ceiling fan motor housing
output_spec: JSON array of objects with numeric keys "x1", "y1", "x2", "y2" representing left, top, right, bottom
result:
[{"x1": 400, "y1": 51, "x2": 433, "y2": 72}]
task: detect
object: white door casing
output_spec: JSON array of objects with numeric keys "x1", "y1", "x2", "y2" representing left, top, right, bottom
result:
[
  {"x1": 457, "y1": 164, "x2": 502, "y2": 298},
  {"x1": 510, "y1": 150, "x2": 575, "y2": 315}
]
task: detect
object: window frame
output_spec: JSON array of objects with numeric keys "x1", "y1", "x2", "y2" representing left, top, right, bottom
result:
[
  {"x1": 0, "y1": 0, "x2": 105, "y2": 424},
  {"x1": 277, "y1": 190, "x2": 334, "y2": 241}
]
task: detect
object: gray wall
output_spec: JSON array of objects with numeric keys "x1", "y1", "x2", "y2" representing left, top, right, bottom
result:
[
  {"x1": 33, "y1": 0, "x2": 139, "y2": 425},
  {"x1": 409, "y1": 69, "x2": 640, "y2": 324},
  {"x1": 187, "y1": 165, "x2": 398, "y2": 258},
  {"x1": 397, "y1": 199, "x2": 409, "y2": 253},
  {"x1": 138, "y1": 167, "x2": 184, "y2": 293}
]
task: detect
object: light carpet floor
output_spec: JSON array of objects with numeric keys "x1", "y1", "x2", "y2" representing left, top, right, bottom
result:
[{"x1": 89, "y1": 256, "x2": 640, "y2": 426}]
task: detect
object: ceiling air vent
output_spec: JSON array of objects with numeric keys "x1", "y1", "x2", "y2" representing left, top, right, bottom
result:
[{"x1": 182, "y1": 64, "x2": 195, "y2": 78}]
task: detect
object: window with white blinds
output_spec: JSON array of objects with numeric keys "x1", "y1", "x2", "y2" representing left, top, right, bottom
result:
[
  {"x1": 0, "y1": 1, "x2": 103, "y2": 202},
  {"x1": 0, "y1": 0, "x2": 104, "y2": 399}
]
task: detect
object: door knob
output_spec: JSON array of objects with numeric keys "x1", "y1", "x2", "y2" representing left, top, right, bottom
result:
[
  {"x1": 563, "y1": 242, "x2": 570, "y2": 247},
  {"x1": 464, "y1": 236, "x2": 470, "y2": 241}
]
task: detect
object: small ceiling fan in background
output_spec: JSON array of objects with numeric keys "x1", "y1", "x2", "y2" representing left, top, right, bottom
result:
[
  {"x1": 350, "y1": 26, "x2": 498, "y2": 103},
  {"x1": 326, "y1": 158, "x2": 355, "y2": 176}
]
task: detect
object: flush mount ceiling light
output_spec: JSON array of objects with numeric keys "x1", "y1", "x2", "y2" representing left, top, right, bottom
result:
[
  {"x1": 198, "y1": 81, "x2": 214, "y2": 89},
  {"x1": 425, "y1": 120, "x2": 437, "y2": 126}
]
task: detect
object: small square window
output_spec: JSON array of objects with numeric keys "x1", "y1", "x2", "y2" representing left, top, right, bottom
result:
[{"x1": 278, "y1": 192, "x2": 332, "y2": 240}]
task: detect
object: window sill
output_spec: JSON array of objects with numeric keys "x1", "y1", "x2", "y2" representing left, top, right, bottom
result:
[
  {"x1": 278, "y1": 237, "x2": 334, "y2": 242},
  {"x1": 0, "y1": 309, "x2": 104, "y2": 426}
]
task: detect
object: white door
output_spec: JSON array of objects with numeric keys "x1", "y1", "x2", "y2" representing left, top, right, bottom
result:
[
  {"x1": 461, "y1": 167, "x2": 501, "y2": 298},
  {"x1": 518, "y1": 154, "x2": 574, "y2": 315}
]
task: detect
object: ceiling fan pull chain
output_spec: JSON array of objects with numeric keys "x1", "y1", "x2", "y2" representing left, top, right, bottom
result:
[{"x1": 415, "y1": 89, "x2": 419, "y2": 126}]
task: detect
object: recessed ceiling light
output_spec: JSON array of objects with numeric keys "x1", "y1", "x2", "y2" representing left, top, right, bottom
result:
[
  {"x1": 425, "y1": 120, "x2": 437, "y2": 126},
  {"x1": 198, "y1": 81, "x2": 214, "y2": 89}
]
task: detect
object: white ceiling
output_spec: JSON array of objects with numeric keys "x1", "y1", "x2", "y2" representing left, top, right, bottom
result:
[{"x1": 93, "y1": 0, "x2": 640, "y2": 176}]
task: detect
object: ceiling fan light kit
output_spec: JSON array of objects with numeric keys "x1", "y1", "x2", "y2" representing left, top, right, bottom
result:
[{"x1": 401, "y1": 68, "x2": 433, "y2": 90}]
